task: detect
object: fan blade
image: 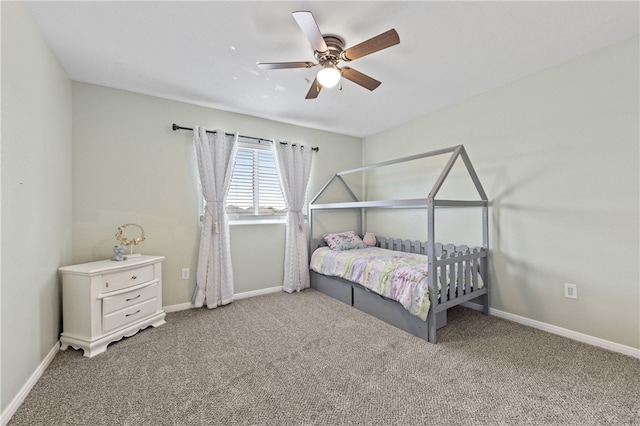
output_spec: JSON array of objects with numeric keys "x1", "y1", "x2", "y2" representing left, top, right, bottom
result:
[
  {"x1": 292, "y1": 11, "x2": 329, "y2": 54},
  {"x1": 257, "y1": 61, "x2": 317, "y2": 70},
  {"x1": 341, "y1": 29, "x2": 400, "y2": 62},
  {"x1": 341, "y1": 67, "x2": 381, "y2": 91},
  {"x1": 305, "y1": 76, "x2": 322, "y2": 99}
]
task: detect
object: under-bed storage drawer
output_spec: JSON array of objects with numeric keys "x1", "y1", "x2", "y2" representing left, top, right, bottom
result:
[
  {"x1": 310, "y1": 271, "x2": 353, "y2": 305},
  {"x1": 352, "y1": 285, "x2": 446, "y2": 340}
]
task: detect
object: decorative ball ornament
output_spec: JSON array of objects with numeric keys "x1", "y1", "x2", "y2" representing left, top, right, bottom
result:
[{"x1": 115, "y1": 223, "x2": 146, "y2": 247}]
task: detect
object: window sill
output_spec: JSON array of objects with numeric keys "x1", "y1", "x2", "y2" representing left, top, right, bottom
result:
[{"x1": 229, "y1": 219, "x2": 287, "y2": 226}]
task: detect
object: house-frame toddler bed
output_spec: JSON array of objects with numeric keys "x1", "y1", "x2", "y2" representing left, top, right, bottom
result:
[{"x1": 308, "y1": 145, "x2": 489, "y2": 343}]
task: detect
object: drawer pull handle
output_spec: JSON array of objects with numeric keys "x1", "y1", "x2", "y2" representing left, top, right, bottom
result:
[
  {"x1": 131, "y1": 276, "x2": 137, "y2": 280},
  {"x1": 125, "y1": 294, "x2": 141, "y2": 302},
  {"x1": 126, "y1": 310, "x2": 141, "y2": 317}
]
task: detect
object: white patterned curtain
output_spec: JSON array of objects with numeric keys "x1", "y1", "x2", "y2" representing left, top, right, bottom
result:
[
  {"x1": 192, "y1": 127, "x2": 238, "y2": 308},
  {"x1": 274, "y1": 141, "x2": 314, "y2": 293}
]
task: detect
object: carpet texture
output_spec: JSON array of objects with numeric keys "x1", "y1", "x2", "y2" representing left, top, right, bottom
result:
[{"x1": 8, "y1": 289, "x2": 640, "y2": 425}]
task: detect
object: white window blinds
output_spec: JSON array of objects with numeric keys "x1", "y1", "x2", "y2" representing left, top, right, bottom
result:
[{"x1": 226, "y1": 140, "x2": 286, "y2": 220}]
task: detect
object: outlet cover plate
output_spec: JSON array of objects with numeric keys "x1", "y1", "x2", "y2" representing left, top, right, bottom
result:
[{"x1": 564, "y1": 283, "x2": 577, "y2": 299}]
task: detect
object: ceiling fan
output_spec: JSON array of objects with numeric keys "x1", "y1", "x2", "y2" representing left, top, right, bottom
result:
[{"x1": 257, "y1": 11, "x2": 400, "y2": 99}]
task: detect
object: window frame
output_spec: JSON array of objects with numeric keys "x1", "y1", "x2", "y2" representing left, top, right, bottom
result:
[{"x1": 225, "y1": 139, "x2": 287, "y2": 224}]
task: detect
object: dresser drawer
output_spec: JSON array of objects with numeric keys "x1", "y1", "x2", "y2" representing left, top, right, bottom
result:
[
  {"x1": 101, "y1": 265, "x2": 154, "y2": 292},
  {"x1": 102, "y1": 281, "x2": 158, "y2": 315},
  {"x1": 103, "y1": 298, "x2": 158, "y2": 333}
]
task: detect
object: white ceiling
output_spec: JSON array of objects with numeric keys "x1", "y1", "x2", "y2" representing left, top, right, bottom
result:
[{"x1": 24, "y1": 1, "x2": 639, "y2": 138}]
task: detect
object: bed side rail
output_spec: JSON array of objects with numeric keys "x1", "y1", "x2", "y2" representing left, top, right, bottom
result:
[
  {"x1": 376, "y1": 237, "x2": 442, "y2": 256},
  {"x1": 434, "y1": 246, "x2": 488, "y2": 310},
  {"x1": 375, "y1": 237, "x2": 487, "y2": 310}
]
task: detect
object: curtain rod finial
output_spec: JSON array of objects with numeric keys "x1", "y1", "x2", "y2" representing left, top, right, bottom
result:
[{"x1": 172, "y1": 123, "x2": 179, "y2": 131}]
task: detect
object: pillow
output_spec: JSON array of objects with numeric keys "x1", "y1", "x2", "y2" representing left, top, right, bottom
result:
[{"x1": 323, "y1": 231, "x2": 367, "y2": 251}]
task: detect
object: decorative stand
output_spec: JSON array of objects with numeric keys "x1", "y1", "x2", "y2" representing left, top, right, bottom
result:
[{"x1": 114, "y1": 223, "x2": 146, "y2": 260}]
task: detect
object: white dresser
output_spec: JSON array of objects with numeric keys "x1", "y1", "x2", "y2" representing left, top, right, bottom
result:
[{"x1": 59, "y1": 255, "x2": 166, "y2": 357}]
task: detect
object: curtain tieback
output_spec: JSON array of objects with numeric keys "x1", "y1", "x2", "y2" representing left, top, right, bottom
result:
[
  {"x1": 291, "y1": 210, "x2": 303, "y2": 232},
  {"x1": 205, "y1": 199, "x2": 222, "y2": 234}
]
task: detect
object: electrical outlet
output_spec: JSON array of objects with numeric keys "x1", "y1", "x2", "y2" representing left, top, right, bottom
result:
[
  {"x1": 564, "y1": 283, "x2": 577, "y2": 299},
  {"x1": 181, "y1": 268, "x2": 190, "y2": 280}
]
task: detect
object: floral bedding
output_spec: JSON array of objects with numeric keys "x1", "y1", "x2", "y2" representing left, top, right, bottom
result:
[
  {"x1": 310, "y1": 246, "x2": 484, "y2": 321},
  {"x1": 310, "y1": 246, "x2": 434, "y2": 320}
]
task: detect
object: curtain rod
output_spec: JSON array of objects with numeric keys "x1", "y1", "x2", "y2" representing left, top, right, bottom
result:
[{"x1": 172, "y1": 123, "x2": 319, "y2": 152}]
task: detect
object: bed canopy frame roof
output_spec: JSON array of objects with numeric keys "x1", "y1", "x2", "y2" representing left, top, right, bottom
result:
[
  {"x1": 309, "y1": 143, "x2": 489, "y2": 251},
  {"x1": 310, "y1": 144, "x2": 487, "y2": 210}
]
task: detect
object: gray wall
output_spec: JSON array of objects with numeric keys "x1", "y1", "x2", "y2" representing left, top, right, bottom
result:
[
  {"x1": 71, "y1": 83, "x2": 362, "y2": 306},
  {"x1": 1, "y1": 1, "x2": 73, "y2": 413},
  {"x1": 362, "y1": 36, "x2": 640, "y2": 349}
]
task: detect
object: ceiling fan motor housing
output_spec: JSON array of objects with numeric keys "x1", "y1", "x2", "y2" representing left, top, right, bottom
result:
[{"x1": 315, "y1": 35, "x2": 345, "y2": 66}]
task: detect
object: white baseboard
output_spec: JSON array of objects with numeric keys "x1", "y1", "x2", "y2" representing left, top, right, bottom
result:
[
  {"x1": 463, "y1": 302, "x2": 640, "y2": 359},
  {"x1": 162, "y1": 285, "x2": 283, "y2": 312},
  {"x1": 1, "y1": 342, "x2": 60, "y2": 426},
  {"x1": 163, "y1": 302, "x2": 193, "y2": 313},
  {"x1": 233, "y1": 285, "x2": 282, "y2": 300}
]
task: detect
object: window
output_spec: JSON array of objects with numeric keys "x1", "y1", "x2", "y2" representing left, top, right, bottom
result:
[{"x1": 225, "y1": 140, "x2": 287, "y2": 222}]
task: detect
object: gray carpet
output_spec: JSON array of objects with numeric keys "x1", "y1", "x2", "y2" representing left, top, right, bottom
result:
[{"x1": 9, "y1": 289, "x2": 640, "y2": 425}]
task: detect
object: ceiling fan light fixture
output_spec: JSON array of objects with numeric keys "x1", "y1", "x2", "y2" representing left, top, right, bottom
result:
[{"x1": 317, "y1": 65, "x2": 341, "y2": 88}]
